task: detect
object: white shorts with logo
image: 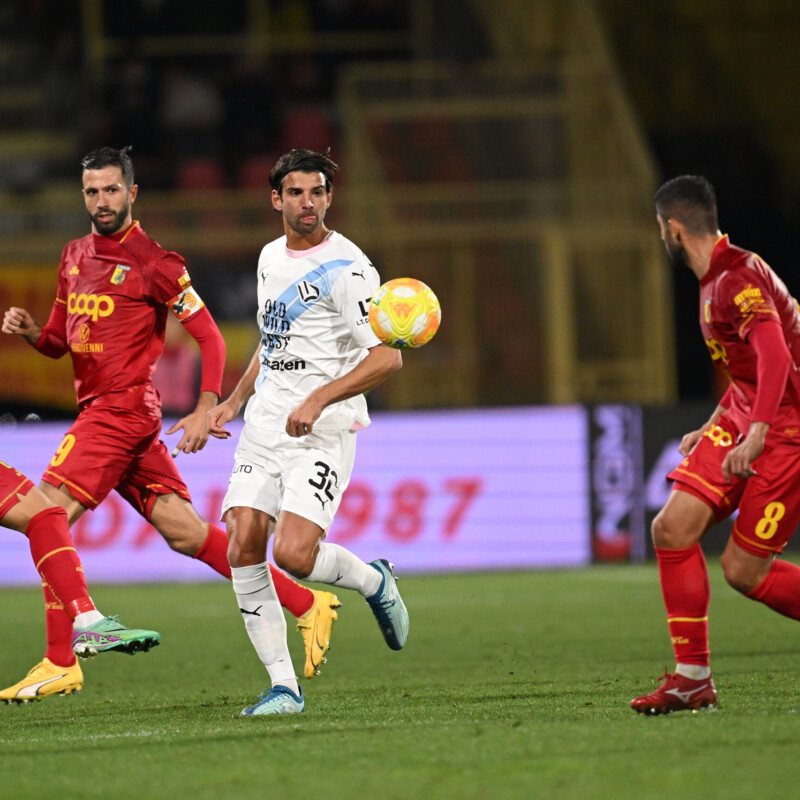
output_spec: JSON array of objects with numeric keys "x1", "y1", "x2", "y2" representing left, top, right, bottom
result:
[{"x1": 221, "y1": 423, "x2": 357, "y2": 531}]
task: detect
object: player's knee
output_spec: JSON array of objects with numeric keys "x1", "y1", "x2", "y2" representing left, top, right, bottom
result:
[
  {"x1": 156, "y1": 519, "x2": 204, "y2": 556},
  {"x1": 164, "y1": 532, "x2": 196, "y2": 556},
  {"x1": 721, "y1": 554, "x2": 754, "y2": 594},
  {"x1": 227, "y1": 535, "x2": 262, "y2": 567},
  {"x1": 720, "y1": 548, "x2": 766, "y2": 595},
  {"x1": 272, "y1": 541, "x2": 313, "y2": 579},
  {"x1": 651, "y1": 511, "x2": 679, "y2": 549},
  {"x1": 151, "y1": 497, "x2": 207, "y2": 555}
]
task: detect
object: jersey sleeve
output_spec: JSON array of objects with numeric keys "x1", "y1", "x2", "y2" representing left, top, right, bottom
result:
[
  {"x1": 32, "y1": 300, "x2": 68, "y2": 358},
  {"x1": 180, "y1": 306, "x2": 226, "y2": 397},
  {"x1": 716, "y1": 266, "x2": 780, "y2": 341},
  {"x1": 142, "y1": 248, "x2": 207, "y2": 321},
  {"x1": 749, "y1": 319, "x2": 791, "y2": 425},
  {"x1": 330, "y1": 250, "x2": 382, "y2": 348},
  {"x1": 141, "y1": 248, "x2": 191, "y2": 302},
  {"x1": 32, "y1": 247, "x2": 70, "y2": 358}
]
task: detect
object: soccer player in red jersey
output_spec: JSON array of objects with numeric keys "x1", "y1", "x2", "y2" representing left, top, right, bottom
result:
[
  {"x1": 1, "y1": 147, "x2": 339, "y2": 700},
  {"x1": 0, "y1": 460, "x2": 160, "y2": 703},
  {"x1": 631, "y1": 175, "x2": 800, "y2": 715}
]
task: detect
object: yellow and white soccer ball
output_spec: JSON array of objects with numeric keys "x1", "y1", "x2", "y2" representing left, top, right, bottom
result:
[{"x1": 369, "y1": 277, "x2": 441, "y2": 349}]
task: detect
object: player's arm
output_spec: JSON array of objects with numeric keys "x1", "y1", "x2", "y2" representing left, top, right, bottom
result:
[
  {"x1": 722, "y1": 320, "x2": 790, "y2": 480},
  {"x1": 207, "y1": 343, "x2": 262, "y2": 439},
  {"x1": 286, "y1": 344, "x2": 402, "y2": 438},
  {"x1": 2, "y1": 302, "x2": 69, "y2": 358},
  {"x1": 164, "y1": 305, "x2": 226, "y2": 455}
]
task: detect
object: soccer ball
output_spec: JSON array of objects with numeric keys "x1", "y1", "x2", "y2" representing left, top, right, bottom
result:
[{"x1": 369, "y1": 278, "x2": 441, "y2": 349}]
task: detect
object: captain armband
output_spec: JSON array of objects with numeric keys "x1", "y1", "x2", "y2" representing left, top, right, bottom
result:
[{"x1": 167, "y1": 286, "x2": 205, "y2": 321}]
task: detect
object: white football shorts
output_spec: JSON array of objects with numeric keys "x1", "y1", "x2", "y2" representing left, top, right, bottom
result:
[{"x1": 221, "y1": 423, "x2": 358, "y2": 531}]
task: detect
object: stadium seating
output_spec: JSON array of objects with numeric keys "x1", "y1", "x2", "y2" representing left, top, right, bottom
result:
[
  {"x1": 237, "y1": 153, "x2": 279, "y2": 189},
  {"x1": 175, "y1": 157, "x2": 227, "y2": 191},
  {"x1": 278, "y1": 107, "x2": 336, "y2": 154}
]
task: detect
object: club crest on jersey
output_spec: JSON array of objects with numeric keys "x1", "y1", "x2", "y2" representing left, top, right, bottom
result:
[
  {"x1": 704, "y1": 299, "x2": 711, "y2": 323},
  {"x1": 69, "y1": 264, "x2": 80, "y2": 275},
  {"x1": 297, "y1": 280, "x2": 321, "y2": 303},
  {"x1": 110, "y1": 264, "x2": 131, "y2": 285}
]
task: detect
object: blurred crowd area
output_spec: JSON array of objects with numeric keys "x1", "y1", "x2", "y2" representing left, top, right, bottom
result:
[
  {"x1": 3, "y1": 0, "x2": 800, "y2": 418},
  {"x1": 0, "y1": 0, "x2": 415, "y2": 192}
]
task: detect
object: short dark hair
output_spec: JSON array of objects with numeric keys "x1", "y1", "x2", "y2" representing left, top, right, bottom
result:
[
  {"x1": 269, "y1": 149, "x2": 339, "y2": 194},
  {"x1": 81, "y1": 146, "x2": 135, "y2": 187},
  {"x1": 654, "y1": 175, "x2": 718, "y2": 235}
]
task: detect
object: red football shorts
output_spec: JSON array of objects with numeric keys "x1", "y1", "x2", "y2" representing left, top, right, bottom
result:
[
  {"x1": 42, "y1": 405, "x2": 191, "y2": 519},
  {"x1": 668, "y1": 413, "x2": 800, "y2": 557},
  {"x1": 0, "y1": 461, "x2": 35, "y2": 519}
]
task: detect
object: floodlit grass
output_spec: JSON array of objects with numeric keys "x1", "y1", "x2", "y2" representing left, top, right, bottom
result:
[{"x1": 1, "y1": 563, "x2": 799, "y2": 799}]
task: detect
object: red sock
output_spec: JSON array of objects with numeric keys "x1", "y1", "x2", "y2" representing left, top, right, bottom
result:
[
  {"x1": 42, "y1": 582, "x2": 77, "y2": 667},
  {"x1": 26, "y1": 507, "x2": 95, "y2": 621},
  {"x1": 269, "y1": 566, "x2": 314, "y2": 618},
  {"x1": 193, "y1": 524, "x2": 232, "y2": 579},
  {"x1": 193, "y1": 524, "x2": 314, "y2": 617},
  {"x1": 747, "y1": 559, "x2": 800, "y2": 619},
  {"x1": 656, "y1": 544, "x2": 710, "y2": 666}
]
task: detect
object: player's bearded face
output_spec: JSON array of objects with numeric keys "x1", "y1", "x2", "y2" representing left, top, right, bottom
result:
[
  {"x1": 275, "y1": 171, "x2": 331, "y2": 239},
  {"x1": 89, "y1": 198, "x2": 131, "y2": 236},
  {"x1": 658, "y1": 216, "x2": 689, "y2": 270},
  {"x1": 663, "y1": 232, "x2": 689, "y2": 270},
  {"x1": 286, "y1": 207, "x2": 324, "y2": 236},
  {"x1": 82, "y1": 166, "x2": 137, "y2": 237}
]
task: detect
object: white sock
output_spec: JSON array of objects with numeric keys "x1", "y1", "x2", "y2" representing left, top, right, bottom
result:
[
  {"x1": 305, "y1": 543, "x2": 381, "y2": 597},
  {"x1": 73, "y1": 610, "x2": 105, "y2": 629},
  {"x1": 675, "y1": 663, "x2": 711, "y2": 680},
  {"x1": 232, "y1": 562, "x2": 298, "y2": 693}
]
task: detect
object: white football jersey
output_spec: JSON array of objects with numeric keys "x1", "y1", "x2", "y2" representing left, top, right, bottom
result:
[{"x1": 244, "y1": 230, "x2": 382, "y2": 431}]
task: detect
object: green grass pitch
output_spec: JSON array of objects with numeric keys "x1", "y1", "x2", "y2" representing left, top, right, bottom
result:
[{"x1": 1, "y1": 563, "x2": 799, "y2": 799}]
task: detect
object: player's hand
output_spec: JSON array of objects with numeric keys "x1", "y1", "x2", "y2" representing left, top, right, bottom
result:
[
  {"x1": 722, "y1": 444, "x2": 759, "y2": 481},
  {"x1": 207, "y1": 401, "x2": 236, "y2": 440},
  {"x1": 2, "y1": 307, "x2": 39, "y2": 339},
  {"x1": 722, "y1": 423, "x2": 767, "y2": 482},
  {"x1": 285, "y1": 397, "x2": 323, "y2": 438},
  {"x1": 166, "y1": 408, "x2": 211, "y2": 455},
  {"x1": 679, "y1": 428, "x2": 705, "y2": 456}
]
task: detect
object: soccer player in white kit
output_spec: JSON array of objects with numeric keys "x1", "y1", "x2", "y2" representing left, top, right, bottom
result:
[{"x1": 208, "y1": 149, "x2": 409, "y2": 715}]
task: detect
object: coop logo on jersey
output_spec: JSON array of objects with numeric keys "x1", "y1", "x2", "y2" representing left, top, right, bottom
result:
[
  {"x1": 168, "y1": 286, "x2": 205, "y2": 321},
  {"x1": 734, "y1": 284, "x2": 766, "y2": 314},
  {"x1": 67, "y1": 292, "x2": 114, "y2": 321},
  {"x1": 297, "y1": 280, "x2": 321, "y2": 303},
  {"x1": 703, "y1": 424, "x2": 734, "y2": 448},
  {"x1": 110, "y1": 264, "x2": 131, "y2": 285}
]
